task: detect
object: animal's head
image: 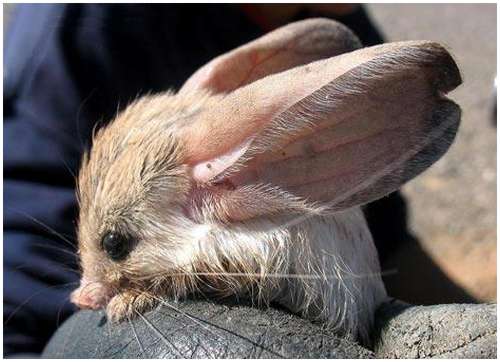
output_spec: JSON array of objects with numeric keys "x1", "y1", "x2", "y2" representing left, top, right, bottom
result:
[{"x1": 70, "y1": 19, "x2": 461, "y2": 315}]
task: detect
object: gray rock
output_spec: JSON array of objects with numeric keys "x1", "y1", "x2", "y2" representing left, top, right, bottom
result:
[
  {"x1": 42, "y1": 299, "x2": 373, "y2": 358},
  {"x1": 374, "y1": 300, "x2": 497, "y2": 358},
  {"x1": 42, "y1": 299, "x2": 496, "y2": 359}
]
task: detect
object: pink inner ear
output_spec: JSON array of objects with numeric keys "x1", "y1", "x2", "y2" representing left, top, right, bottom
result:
[
  {"x1": 191, "y1": 137, "x2": 254, "y2": 183},
  {"x1": 184, "y1": 41, "x2": 461, "y2": 220},
  {"x1": 181, "y1": 49, "x2": 274, "y2": 95},
  {"x1": 181, "y1": 42, "x2": 389, "y2": 171}
]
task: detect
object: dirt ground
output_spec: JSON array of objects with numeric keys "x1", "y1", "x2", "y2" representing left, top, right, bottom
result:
[{"x1": 367, "y1": 4, "x2": 497, "y2": 301}]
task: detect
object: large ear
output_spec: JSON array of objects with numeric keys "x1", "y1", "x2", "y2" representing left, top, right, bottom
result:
[
  {"x1": 181, "y1": 41, "x2": 462, "y2": 221},
  {"x1": 179, "y1": 18, "x2": 361, "y2": 95}
]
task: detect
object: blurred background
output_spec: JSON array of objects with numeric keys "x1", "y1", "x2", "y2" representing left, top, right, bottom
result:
[
  {"x1": 367, "y1": 4, "x2": 497, "y2": 302},
  {"x1": 3, "y1": 2, "x2": 497, "y2": 357}
]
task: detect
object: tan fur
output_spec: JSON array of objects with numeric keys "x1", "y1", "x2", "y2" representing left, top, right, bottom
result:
[
  {"x1": 72, "y1": 89, "x2": 385, "y2": 343},
  {"x1": 71, "y1": 19, "x2": 461, "y2": 344}
]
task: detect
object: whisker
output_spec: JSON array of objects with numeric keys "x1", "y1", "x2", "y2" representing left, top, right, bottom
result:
[
  {"x1": 104, "y1": 288, "x2": 116, "y2": 341},
  {"x1": 75, "y1": 87, "x2": 97, "y2": 152},
  {"x1": 151, "y1": 296, "x2": 285, "y2": 358},
  {"x1": 120, "y1": 287, "x2": 225, "y2": 353},
  {"x1": 128, "y1": 316, "x2": 147, "y2": 358},
  {"x1": 5, "y1": 281, "x2": 80, "y2": 325},
  {"x1": 149, "y1": 295, "x2": 224, "y2": 342},
  {"x1": 12, "y1": 244, "x2": 80, "y2": 277},
  {"x1": 57, "y1": 152, "x2": 77, "y2": 180},
  {"x1": 144, "y1": 270, "x2": 395, "y2": 281},
  {"x1": 78, "y1": 280, "x2": 110, "y2": 298},
  {"x1": 56, "y1": 294, "x2": 75, "y2": 328},
  {"x1": 14, "y1": 262, "x2": 80, "y2": 277},
  {"x1": 6, "y1": 208, "x2": 76, "y2": 248},
  {"x1": 136, "y1": 312, "x2": 185, "y2": 358},
  {"x1": 31, "y1": 242, "x2": 78, "y2": 258}
]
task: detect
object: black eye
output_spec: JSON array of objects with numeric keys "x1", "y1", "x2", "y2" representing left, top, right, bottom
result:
[{"x1": 101, "y1": 232, "x2": 134, "y2": 261}]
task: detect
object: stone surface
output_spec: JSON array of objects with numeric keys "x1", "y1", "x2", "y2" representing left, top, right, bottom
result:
[
  {"x1": 42, "y1": 299, "x2": 374, "y2": 359},
  {"x1": 374, "y1": 300, "x2": 497, "y2": 358},
  {"x1": 43, "y1": 299, "x2": 496, "y2": 359}
]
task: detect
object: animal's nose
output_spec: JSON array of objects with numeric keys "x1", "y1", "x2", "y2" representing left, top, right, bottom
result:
[{"x1": 70, "y1": 282, "x2": 110, "y2": 310}]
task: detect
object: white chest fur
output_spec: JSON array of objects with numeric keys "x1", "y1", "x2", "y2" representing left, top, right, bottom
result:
[{"x1": 197, "y1": 207, "x2": 387, "y2": 342}]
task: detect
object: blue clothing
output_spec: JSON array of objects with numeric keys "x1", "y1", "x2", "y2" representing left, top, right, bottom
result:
[{"x1": 4, "y1": 4, "x2": 384, "y2": 356}]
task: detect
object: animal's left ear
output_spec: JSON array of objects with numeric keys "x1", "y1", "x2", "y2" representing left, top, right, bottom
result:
[{"x1": 179, "y1": 18, "x2": 361, "y2": 95}]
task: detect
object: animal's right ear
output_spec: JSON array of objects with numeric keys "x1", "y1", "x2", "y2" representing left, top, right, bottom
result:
[
  {"x1": 179, "y1": 18, "x2": 361, "y2": 95},
  {"x1": 179, "y1": 41, "x2": 462, "y2": 221}
]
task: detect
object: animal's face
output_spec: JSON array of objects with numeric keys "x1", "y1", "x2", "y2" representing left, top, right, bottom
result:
[
  {"x1": 70, "y1": 19, "x2": 461, "y2": 319},
  {"x1": 73, "y1": 92, "x2": 218, "y2": 309}
]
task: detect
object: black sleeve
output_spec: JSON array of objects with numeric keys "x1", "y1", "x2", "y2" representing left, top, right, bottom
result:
[{"x1": 3, "y1": 4, "x2": 263, "y2": 356}]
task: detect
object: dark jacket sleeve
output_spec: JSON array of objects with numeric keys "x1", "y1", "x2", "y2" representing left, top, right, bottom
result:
[
  {"x1": 3, "y1": 4, "x2": 263, "y2": 356},
  {"x1": 4, "y1": 5, "x2": 85, "y2": 355}
]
